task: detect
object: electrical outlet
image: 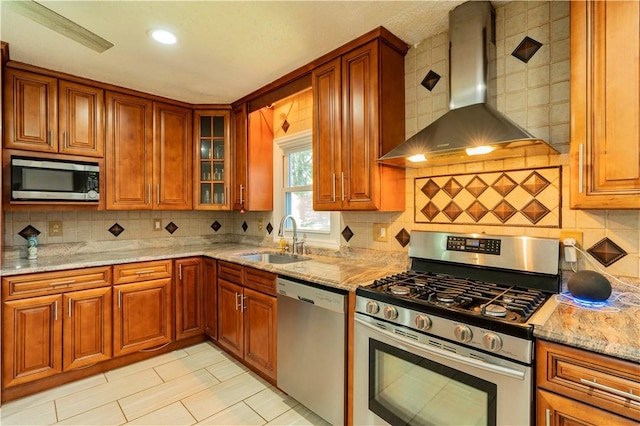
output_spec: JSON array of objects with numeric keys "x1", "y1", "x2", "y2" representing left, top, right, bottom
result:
[
  {"x1": 153, "y1": 218, "x2": 162, "y2": 231},
  {"x1": 49, "y1": 221, "x2": 63, "y2": 237},
  {"x1": 559, "y1": 231, "x2": 583, "y2": 247},
  {"x1": 373, "y1": 223, "x2": 389, "y2": 242}
]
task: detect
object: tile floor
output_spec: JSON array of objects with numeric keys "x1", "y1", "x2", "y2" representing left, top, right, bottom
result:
[{"x1": 0, "y1": 342, "x2": 331, "y2": 425}]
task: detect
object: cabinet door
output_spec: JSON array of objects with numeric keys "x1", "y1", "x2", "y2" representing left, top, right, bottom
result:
[
  {"x1": 2, "y1": 294, "x2": 62, "y2": 388},
  {"x1": 536, "y1": 389, "x2": 637, "y2": 426},
  {"x1": 342, "y1": 41, "x2": 379, "y2": 210},
  {"x1": 3, "y1": 68, "x2": 58, "y2": 152},
  {"x1": 217, "y1": 279, "x2": 243, "y2": 358},
  {"x1": 58, "y1": 80, "x2": 105, "y2": 157},
  {"x1": 232, "y1": 103, "x2": 248, "y2": 211},
  {"x1": 570, "y1": 1, "x2": 640, "y2": 208},
  {"x1": 203, "y1": 258, "x2": 217, "y2": 340},
  {"x1": 194, "y1": 110, "x2": 231, "y2": 210},
  {"x1": 63, "y1": 287, "x2": 112, "y2": 370},
  {"x1": 175, "y1": 257, "x2": 204, "y2": 340},
  {"x1": 243, "y1": 287, "x2": 277, "y2": 381},
  {"x1": 113, "y1": 278, "x2": 172, "y2": 356},
  {"x1": 153, "y1": 102, "x2": 192, "y2": 210},
  {"x1": 105, "y1": 91, "x2": 153, "y2": 210},
  {"x1": 312, "y1": 57, "x2": 343, "y2": 211}
]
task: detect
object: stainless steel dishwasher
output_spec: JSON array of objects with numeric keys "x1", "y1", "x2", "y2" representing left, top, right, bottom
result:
[{"x1": 277, "y1": 277, "x2": 346, "y2": 426}]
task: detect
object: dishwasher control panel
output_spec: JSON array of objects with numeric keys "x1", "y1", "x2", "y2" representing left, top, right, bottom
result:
[{"x1": 277, "y1": 278, "x2": 345, "y2": 313}]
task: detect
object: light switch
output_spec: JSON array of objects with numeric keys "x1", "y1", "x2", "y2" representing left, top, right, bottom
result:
[
  {"x1": 373, "y1": 223, "x2": 389, "y2": 242},
  {"x1": 153, "y1": 218, "x2": 162, "y2": 231}
]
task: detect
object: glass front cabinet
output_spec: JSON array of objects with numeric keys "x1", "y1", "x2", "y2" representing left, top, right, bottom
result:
[{"x1": 194, "y1": 110, "x2": 231, "y2": 210}]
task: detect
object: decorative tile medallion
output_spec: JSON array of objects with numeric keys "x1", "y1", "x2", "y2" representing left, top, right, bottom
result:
[
  {"x1": 415, "y1": 166, "x2": 561, "y2": 228},
  {"x1": 282, "y1": 120, "x2": 290, "y2": 133},
  {"x1": 395, "y1": 228, "x2": 411, "y2": 248},
  {"x1": 587, "y1": 238, "x2": 627, "y2": 267},
  {"x1": 341, "y1": 226, "x2": 354, "y2": 242},
  {"x1": 211, "y1": 221, "x2": 222, "y2": 232},
  {"x1": 241, "y1": 221, "x2": 248, "y2": 232},
  {"x1": 18, "y1": 225, "x2": 41, "y2": 239},
  {"x1": 266, "y1": 222, "x2": 273, "y2": 234},
  {"x1": 421, "y1": 70, "x2": 441, "y2": 91},
  {"x1": 165, "y1": 222, "x2": 178, "y2": 234},
  {"x1": 108, "y1": 223, "x2": 125, "y2": 237}
]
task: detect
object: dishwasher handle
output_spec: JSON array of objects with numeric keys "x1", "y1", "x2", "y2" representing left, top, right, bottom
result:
[
  {"x1": 277, "y1": 277, "x2": 345, "y2": 314},
  {"x1": 298, "y1": 296, "x2": 315, "y2": 304}
]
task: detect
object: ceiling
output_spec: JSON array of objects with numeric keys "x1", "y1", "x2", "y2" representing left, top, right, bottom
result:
[{"x1": 1, "y1": 1, "x2": 468, "y2": 104}]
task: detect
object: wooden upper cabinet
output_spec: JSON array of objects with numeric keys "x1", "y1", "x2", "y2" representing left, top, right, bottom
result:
[
  {"x1": 194, "y1": 110, "x2": 231, "y2": 210},
  {"x1": 3, "y1": 68, "x2": 104, "y2": 157},
  {"x1": 4, "y1": 68, "x2": 58, "y2": 153},
  {"x1": 232, "y1": 103, "x2": 273, "y2": 212},
  {"x1": 153, "y1": 102, "x2": 192, "y2": 210},
  {"x1": 313, "y1": 38, "x2": 406, "y2": 211},
  {"x1": 58, "y1": 80, "x2": 104, "y2": 157},
  {"x1": 105, "y1": 91, "x2": 153, "y2": 210},
  {"x1": 570, "y1": 1, "x2": 640, "y2": 209}
]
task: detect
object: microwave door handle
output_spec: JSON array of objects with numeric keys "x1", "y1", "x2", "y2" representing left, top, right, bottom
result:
[{"x1": 354, "y1": 316, "x2": 526, "y2": 381}]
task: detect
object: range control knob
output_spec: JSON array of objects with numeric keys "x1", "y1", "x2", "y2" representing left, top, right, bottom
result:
[
  {"x1": 482, "y1": 333, "x2": 503, "y2": 352},
  {"x1": 383, "y1": 306, "x2": 398, "y2": 320},
  {"x1": 454, "y1": 325, "x2": 473, "y2": 343},
  {"x1": 415, "y1": 314, "x2": 432, "y2": 330},
  {"x1": 365, "y1": 301, "x2": 380, "y2": 315}
]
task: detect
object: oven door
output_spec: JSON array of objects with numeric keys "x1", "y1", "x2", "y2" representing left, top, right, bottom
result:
[{"x1": 354, "y1": 314, "x2": 532, "y2": 426}]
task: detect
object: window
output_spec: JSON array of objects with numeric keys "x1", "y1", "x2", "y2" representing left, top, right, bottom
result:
[{"x1": 274, "y1": 129, "x2": 339, "y2": 248}]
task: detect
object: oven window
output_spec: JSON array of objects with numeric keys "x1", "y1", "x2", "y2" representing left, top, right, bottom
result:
[{"x1": 369, "y1": 340, "x2": 497, "y2": 426}]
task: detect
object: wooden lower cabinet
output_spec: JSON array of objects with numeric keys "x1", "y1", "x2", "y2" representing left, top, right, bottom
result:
[
  {"x1": 175, "y1": 257, "x2": 204, "y2": 340},
  {"x1": 242, "y1": 287, "x2": 277, "y2": 378},
  {"x1": 217, "y1": 278, "x2": 244, "y2": 358},
  {"x1": 2, "y1": 294, "x2": 63, "y2": 388},
  {"x1": 113, "y1": 278, "x2": 172, "y2": 356},
  {"x1": 203, "y1": 258, "x2": 217, "y2": 339},
  {"x1": 537, "y1": 389, "x2": 637, "y2": 426}
]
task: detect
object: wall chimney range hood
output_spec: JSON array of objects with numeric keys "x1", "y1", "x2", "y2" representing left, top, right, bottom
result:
[{"x1": 379, "y1": 1, "x2": 559, "y2": 168}]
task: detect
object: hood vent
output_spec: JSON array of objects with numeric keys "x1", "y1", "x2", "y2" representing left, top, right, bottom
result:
[{"x1": 380, "y1": 1, "x2": 558, "y2": 168}]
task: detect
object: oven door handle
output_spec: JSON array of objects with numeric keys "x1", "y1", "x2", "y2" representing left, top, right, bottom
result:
[{"x1": 355, "y1": 316, "x2": 526, "y2": 381}]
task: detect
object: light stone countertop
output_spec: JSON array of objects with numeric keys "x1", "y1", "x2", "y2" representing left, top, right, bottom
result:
[{"x1": 0, "y1": 242, "x2": 407, "y2": 292}]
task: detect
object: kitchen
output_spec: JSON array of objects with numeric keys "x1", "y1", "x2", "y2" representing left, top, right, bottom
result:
[{"x1": 1, "y1": 1, "x2": 639, "y2": 425}]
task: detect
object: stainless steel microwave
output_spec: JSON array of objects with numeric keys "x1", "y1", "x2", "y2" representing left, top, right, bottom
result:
[{"x1": 11, "y1": 156, "x2": 100, "y2": 202}]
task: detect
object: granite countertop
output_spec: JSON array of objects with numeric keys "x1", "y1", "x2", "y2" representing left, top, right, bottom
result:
[
  {"x1": 0, "y1": 243, "x2": 406, "y2": 292},
  {"x1": 533, "y1": 285, "x2": 640, "y2": 364}
]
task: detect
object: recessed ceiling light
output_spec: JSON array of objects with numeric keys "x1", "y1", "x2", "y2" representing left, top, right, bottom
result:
[{"x1": 149, "y1": 29, "x2": 177, "y2": 45}]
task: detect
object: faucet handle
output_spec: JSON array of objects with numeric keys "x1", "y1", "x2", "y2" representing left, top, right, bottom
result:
[{"x1": 294, "y1": 241, "x2": 305, "y2": 256}]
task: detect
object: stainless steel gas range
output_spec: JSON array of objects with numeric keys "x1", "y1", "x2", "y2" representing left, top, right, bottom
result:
[{"x1": 354, "y1": 231, "x2": 560, "y2": 426}]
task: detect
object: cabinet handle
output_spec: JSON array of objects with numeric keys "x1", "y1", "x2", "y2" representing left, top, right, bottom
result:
[
  {"x1": 239, "y1": 184, "x2": 244, "y2": 205},
  {"x1": 48, "y1": 130, "x2": 53, "y2": 146},
  {"x1": 579, "y1": 378, "x2": 640, "y2": 402},
  {"x1": 68, "y1": 298, "x2": 72, "y2": 318},
  {"x1": 545, "y1": 408, "x2": 551, "y2": 426},
  {"x1": 242, "y1": 295, "x2": 247, "y2": 311},
  {"x1": 332, "y1": 173, "x2": 336, "y2": 202},
  {"x1": 135, "y1": 270, "x2": 156, "y2": 275},
  {"x1": 54, "y1": 300, "x2": 58, "y2": 321},
  {"x1": 234, "y1": 292, "x2": 240, "y2": 310},
  {"x1": 63, "y1": 131, "x2": 67, "y2": 148},
  {"x1": 179, "y1": 264, "x2": 182, "y2": 280},
  {"x1": 147, "y1": 184, "x2": 151, "y2": 204},
  {"x1": 225, "y1": 185, "x2": 228, "y2": 205},
  {"x1": 341, "y1": 172, "x2": 345, "y2": 201},
  {"x1": 578, "y1": 143, "x2": 584, "y2": 193},
  {"x1": 51, "y1": 279, "x2": 76, "y2": 286},
  {"x1": 118, "y1": 290, "x2": 122, "y2": 308},
  {"x1": 156, "y1": 184, "x2": 160, "y2": 204}
]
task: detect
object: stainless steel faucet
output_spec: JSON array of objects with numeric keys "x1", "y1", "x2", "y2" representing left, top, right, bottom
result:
[{"x1": 278, "y1": 215, "x2": 300, "y2": 254}]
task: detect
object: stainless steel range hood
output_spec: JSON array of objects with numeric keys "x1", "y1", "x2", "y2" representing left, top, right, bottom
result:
[{"x1": 379, "y1": 1, "x2": 558, "y2": 168}]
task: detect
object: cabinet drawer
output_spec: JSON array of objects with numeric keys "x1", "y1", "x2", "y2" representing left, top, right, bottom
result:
[
  {"x1": 113, "y1": 260, "x2": 172, "y2": 284},
  {"x1": 218, "y1": 261, "x2": 243, "y2": 285},
  {"x1": 2, "y1": 267, "x2": 111, "y2": 300},
  {"x1": 537, "y1": 339, "x2": 640, "y2": 421},
  {"x1": 244, "y1": 267, "x2": 276, "y2": 296}
]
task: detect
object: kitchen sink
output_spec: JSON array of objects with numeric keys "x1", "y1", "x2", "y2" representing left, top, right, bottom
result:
[{"x1": 239, "y1": 252, "x2": 310, "y2": 264}]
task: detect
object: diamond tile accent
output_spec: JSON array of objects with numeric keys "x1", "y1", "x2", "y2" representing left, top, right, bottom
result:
[
  {"x1": 211, "y1": 221, "x2": 221, "y2": 232},
  {"x1": 421, "y1": 179, "x2": 440, "y2": 198},
  {"x1": 266, "y1": 222, "x2": 273, "y2": 234},
  {"x1": 492, "y1": 200, "x2": 518, "y2": 223},
  {"x1": 520, "y1": 200, "x2": 550, "y2": 224},
  {"x1": 587, "y1": 238, "x2": 627, "y2": 267},
  {"x1": 512, "y1": 36, "x2": 543, "y2": 63},
  {"x1": 341, "y1": 226, "x2": 354, "y2": 242},
  {"x1": 465, "y1": 176, "x2": 489, "y2": 198},
  {"x1": 441, "y1": 178, "x2": 463, "y2": 198},
  {"x1": 18, "y1": 225, "x2": 41, "y2": 239},
  {"x1": 165, "y1": 222, "x2": 178, "y2": 234},
  {"x1": 442, "y1": 201, "x2": 463, "y2": 221},
  {"x1": 420, "y1": 201, "x2": 441, "y2": 221},
  {"x1": 395, "y1": 229, "x2": 410, "y2": 248},
  {"x1": 282, "y1": 120, "x2": 290, "y2": 133},
  {"x1": 520, "y1": 171, "x2": 550, "y2": 196},
  {"x1": 421, "y1": 70, "x2": 441, "y2": 91},
  {"x1": 466, "y1": 200, "x2": 489, "y2": 222},
  {"x1": 108, "y1": 223, "x2": 124, "y2": 237},
  {"x1": 241, "y1": 221, "x2": 248, "y2": 232},
  {"x1": 492, "y1": 174, "x2": 518, "y2": 197}
]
